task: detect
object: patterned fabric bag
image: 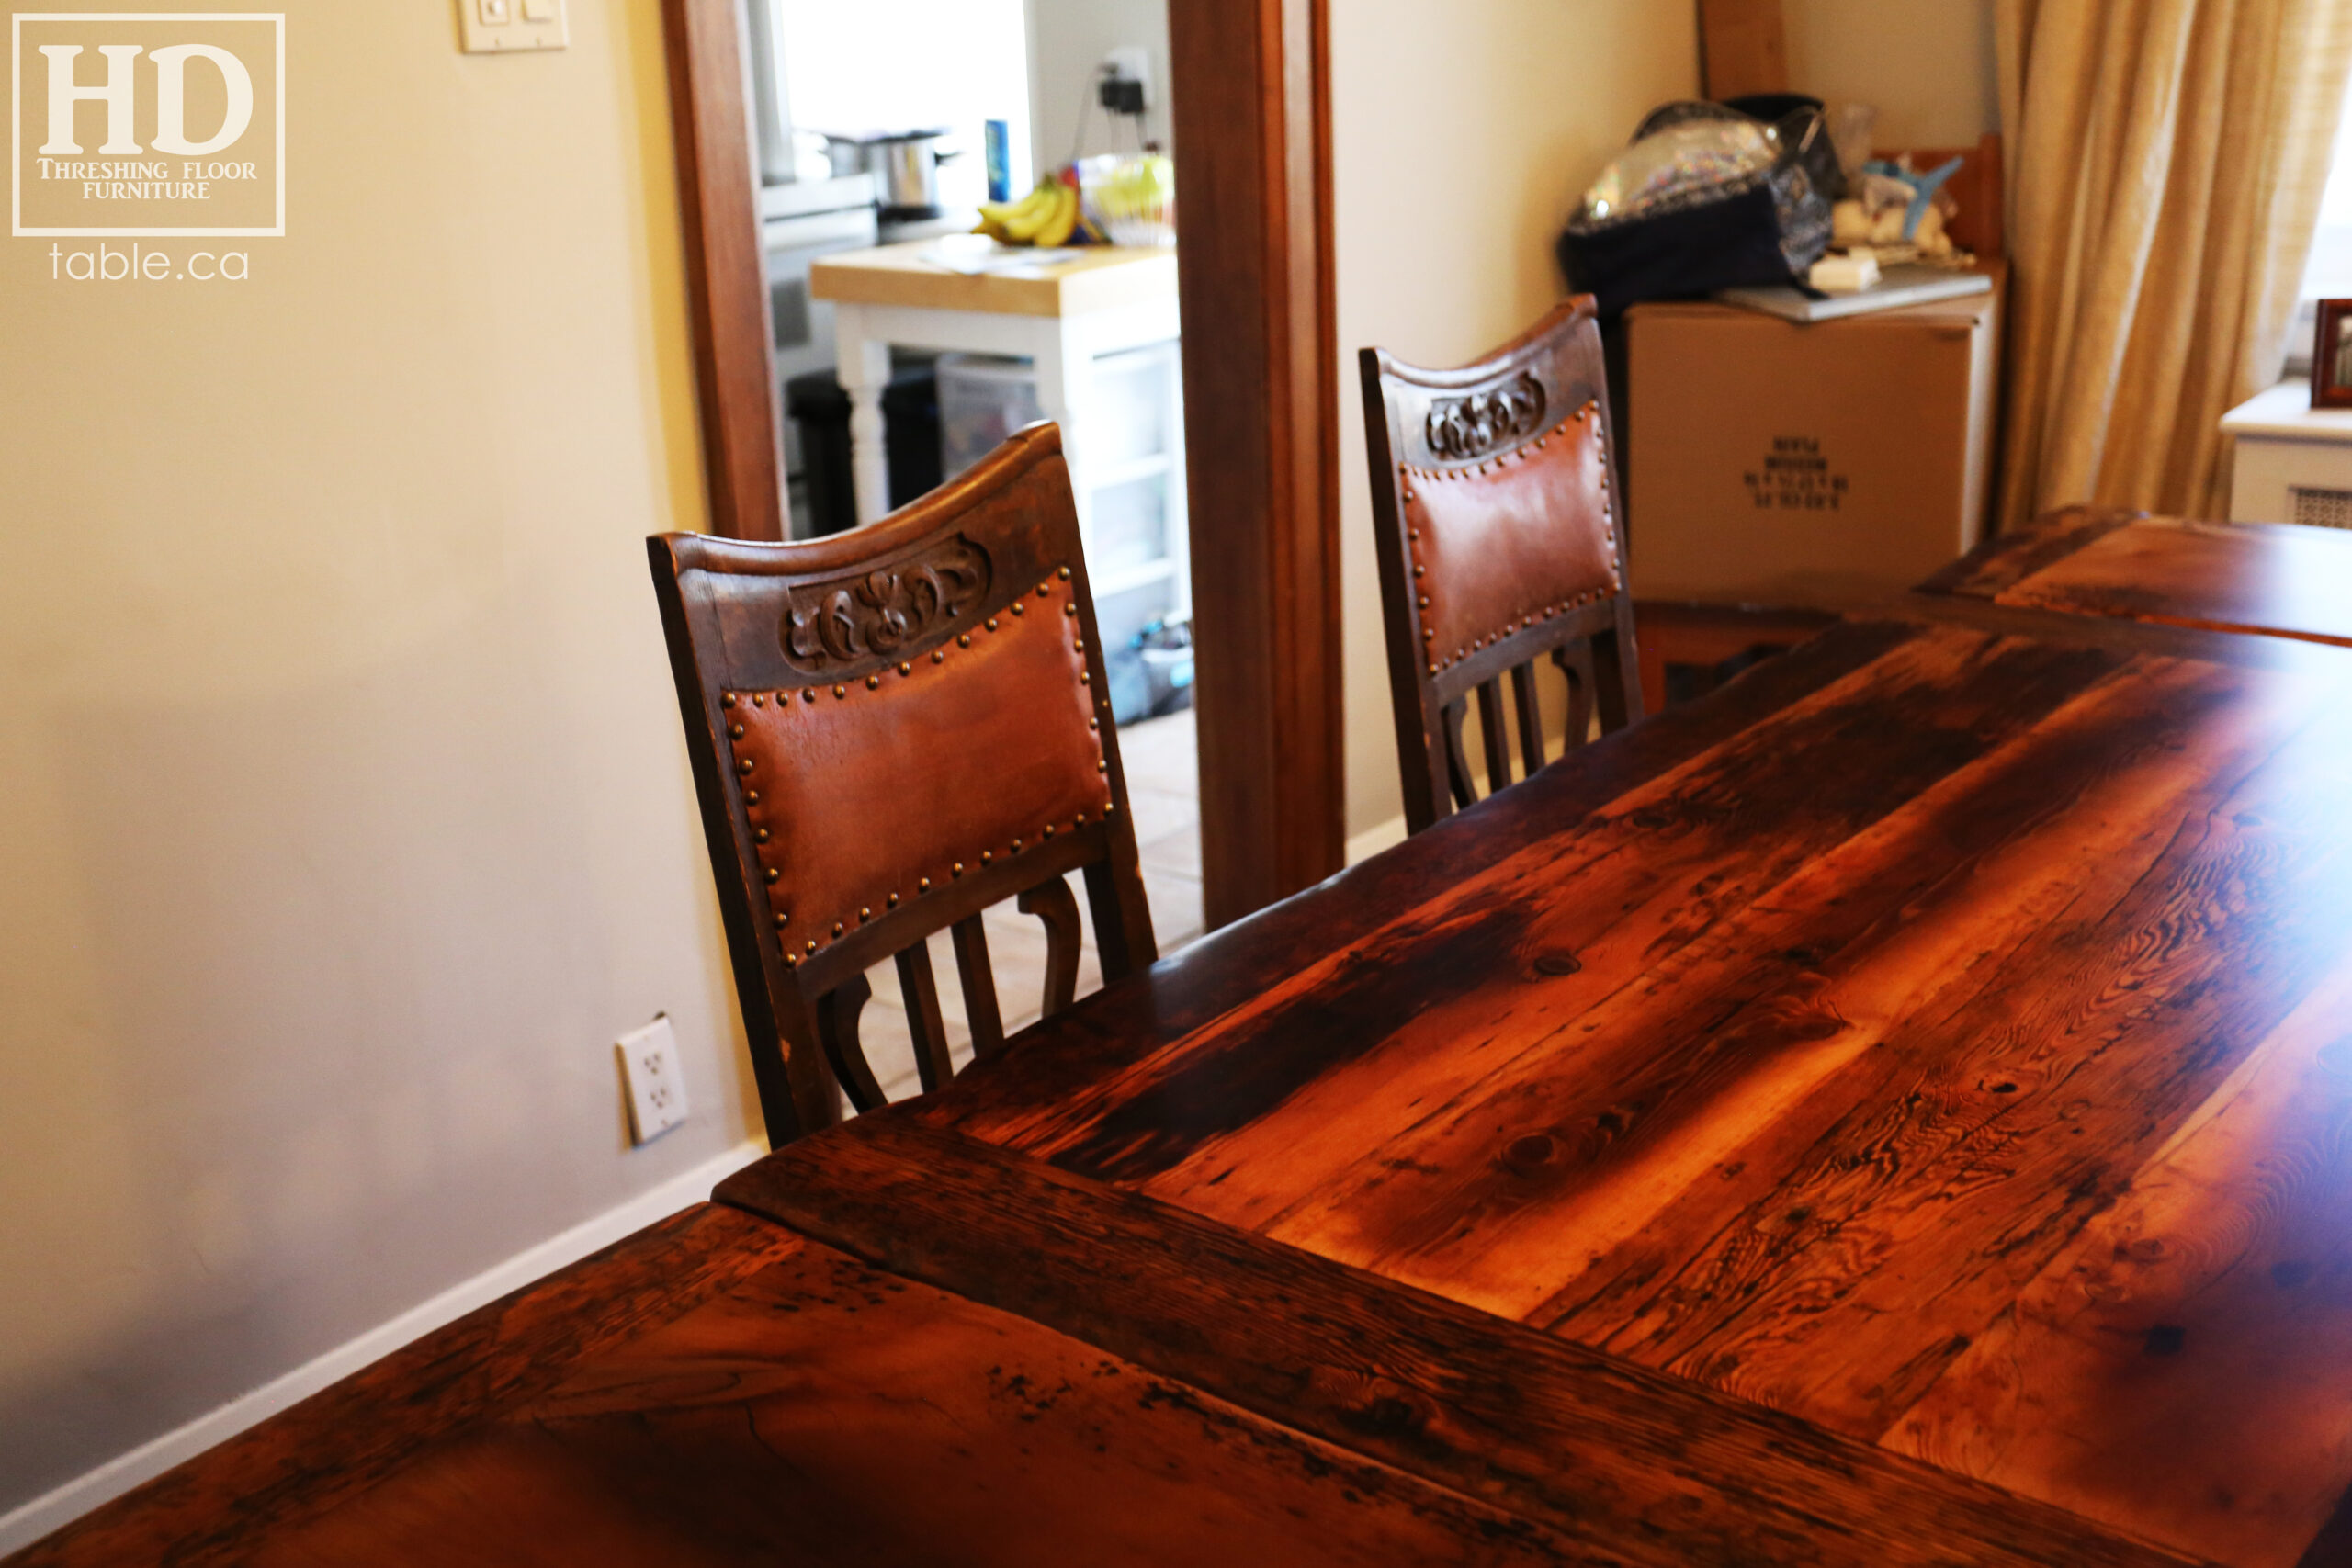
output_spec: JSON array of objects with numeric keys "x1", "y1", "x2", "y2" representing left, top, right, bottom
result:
[{"x1": 1558, "y1": 96, "x2": 1839, "y2": 315}]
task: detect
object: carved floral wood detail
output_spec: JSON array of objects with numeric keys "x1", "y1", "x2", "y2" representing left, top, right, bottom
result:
[
  {"x1": 782, "y1": 534, "x2": 993, "y2": 671},
  {"x1": 1425, "y1": 371, "x2": 1548, "y2": 462}
]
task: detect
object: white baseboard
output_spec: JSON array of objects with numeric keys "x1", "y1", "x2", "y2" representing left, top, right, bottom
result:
[
  {"x1": 1345, "y1": 814, "x2": 1408, "y2": 865},
  {"x1": 0, "y1": 1136, "x2": 769, "y2": 1558}
]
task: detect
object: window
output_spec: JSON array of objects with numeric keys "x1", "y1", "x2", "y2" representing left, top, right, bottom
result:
[
  {"x1": 2287, "y1": 67, "x2": 2352, "y2": 373},
  {"x1": 761, "y1": 0, "x2": 1030, "y2": 208}
]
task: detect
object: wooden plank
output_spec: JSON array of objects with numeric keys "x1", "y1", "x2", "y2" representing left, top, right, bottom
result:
[
  {"x1": 1889, "y1": 961, "x2": 2352, "y2": 1567},
  {"x1": 1698, "y1": 0, "x2": 1788, "y2": 101},
  {"x1": 917, "y1": 615, "x2": 1928, "y2": 1128},
  {"x1": 910, "y1": 609, "x2": 2352, "y2": 1565},
  {"x1": 659, "y1": 0, "x2": 786, "y2": 542},
  {"x1": 1899, "y1": 591, "x2": 2352, "y2": 671},
  {"x1": 955, "y1": 625, "x2": 2134, "y2": 1194},
  {"x1": 1170, "y1": 0, "x2": 1346, "y2": 926},
  {"x1": 1259, "y1": 652, "x2": 2283, "y2": 1316},
  {"x1": 1925, "y1": 511, "x2": 2352, "y2": 651},
  {"x1": 226, "y1": 1239, "x2": 1585, "y2": 1568},
  {"x1": 922, "y1": 606, "x2": 2317, "y2": 1156},
  {"x1": 1998, "y1": 520, "x2": 2352, "y2": 650},
  {"x1": 1916, "y1": 506, "x2": 2145, "y2": 599},
  {"x1": 808, "y1": 242, "x2": 1180, "y2": 318},
  {"x1": 1531, "y1": 655, "x2": 2352, "y2": 1426},
  {"x1": 718, "y1": 1118, "x2": 2205, "y2": 1568},
  {"x1": 1917, "y1": 510, "x2": 2352, "y2": 658},
  {"x1": 18, "y1": 1213, "x2": 1607, "y2": 1566},
  {"x1": 12, "y1": 1206, "x2": 803, "y2": 1568}
]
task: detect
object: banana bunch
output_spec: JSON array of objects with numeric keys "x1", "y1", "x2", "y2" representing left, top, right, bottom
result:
[{"x1": 975, "y1": 173, "x2": 1084, "y2": 248}]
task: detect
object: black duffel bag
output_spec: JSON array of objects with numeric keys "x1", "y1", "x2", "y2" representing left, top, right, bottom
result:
[{"x1": 1557, "y1": 96, "x2": 1839, "y2": 316}]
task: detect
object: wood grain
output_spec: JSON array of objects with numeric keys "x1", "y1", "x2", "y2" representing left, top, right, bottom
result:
[
  {"x1": 1170, "y1": 0, "x2": 1345, "y2": 926},
  {"x1": 658, "y1": 0, "x2": 785, "y2": 543},
  {"x1": 1916, "y1": 507, "x2": 2145, "y2": 599},
  {"x1": 914, "y1": 615, "x2": 1927, "y2": 1124},
  {"x1": 1699, "y1": 0, "x2": 1789, "y2": 99},
  {"x1": 1920, "y1": 512, "x2": 2352, "y2": 652},
  {"x1": 11, "y1": 1205, "x2": 802, "y2": 1568},
  {"x1": 18, "y1": 1210, "x2": 1609, "y2": 1566},
  {"x1": 906, "y1": 604, "x2": 2352, "y2": 1566},
  {"x1": 1888, "y1": 960, "x2": 2352, "y2": 1566},
  {"x1": 232, "y1": 1239, "x2": 1582, "y2": 1568},
  {"x1": 719, "y1": 1116, "x2": 2201, "y2": 1567}
]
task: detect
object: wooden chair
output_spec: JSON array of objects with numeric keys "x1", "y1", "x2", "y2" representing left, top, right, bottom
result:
[
  {"x1": 1634, "y1": 600, "x2": 1840, "y2": 714},
  {"x1": 648, "y1": 423, "x2": 1157, "y2": 1144},
  {"x1": 1360, "y1": 297, "x2": 1644, "y2": 833}
]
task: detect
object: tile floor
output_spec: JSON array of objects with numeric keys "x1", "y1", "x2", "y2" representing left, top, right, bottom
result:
[{"x1": 859, "y1": 706, "x2": 1202, "y2": 1102}]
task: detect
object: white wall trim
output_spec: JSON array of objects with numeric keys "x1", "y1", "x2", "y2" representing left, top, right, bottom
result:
[
  {"x1": 1345, "y1": 814, "x2": 1408, "y2": 865},
  {"x1": 0, "y1": 1137, "x2": 769, "y2": 1558}
]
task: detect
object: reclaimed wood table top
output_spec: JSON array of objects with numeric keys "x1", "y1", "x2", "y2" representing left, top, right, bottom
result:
[
  {"x1": 901, "y1": 599, "x2": 2352, "y2": 1568},
  {"x1": 20, "y1": 592, "x2": 2352, "y2": 1567},
  {"x1": 1920, "y1": 505, "x2": 2352, "y2": 648}
]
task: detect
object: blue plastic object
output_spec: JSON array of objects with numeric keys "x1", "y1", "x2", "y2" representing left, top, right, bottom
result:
[
  {"x1": 984, "y1": 120, "x2": 1012, "y2": 204},
  {"x1": 1861, "y1": 155, "x2": 1963, "y2": 243}
]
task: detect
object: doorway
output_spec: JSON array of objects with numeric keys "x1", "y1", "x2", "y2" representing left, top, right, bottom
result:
[{"x1": 658, "y1": 0, "x2": 1340, "y2": 942}]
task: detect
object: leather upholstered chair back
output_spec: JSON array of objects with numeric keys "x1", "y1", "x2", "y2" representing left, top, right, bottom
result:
[
  {"x1": 1359, "y1": 297, "x2": 1645, "y2": 833},
  {"x1": 649, "y1": 424, "x2": 1156, "y2": 1144}
]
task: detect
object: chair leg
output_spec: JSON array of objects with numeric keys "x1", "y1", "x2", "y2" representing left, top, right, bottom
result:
[
  {"x1": 1020, "y1": 876, "x2": 1084, "y2": 1017},
  {"x1": 813, "y1": 974, "x2": 887, "y2": 1112}
]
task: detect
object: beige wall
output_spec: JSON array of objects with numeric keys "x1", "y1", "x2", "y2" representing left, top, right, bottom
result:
[
  {"x1": 0, "y1": 0, "x2": 752, "y2": 1523},
  {"x1": 1329, "y1": 0, "x2": 1698, "y2": 836},
  {"x1": 1783, "y1": 0, "x2": 2000, "y2": 148},
  {"x1": 1026, "y1": 0, "x2": 1172, "y2": 176}
]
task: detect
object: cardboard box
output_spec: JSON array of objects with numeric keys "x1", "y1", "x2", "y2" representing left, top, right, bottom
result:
[{"x1": 1625, "y1": 273, "x2": 2001, "y2": 605}]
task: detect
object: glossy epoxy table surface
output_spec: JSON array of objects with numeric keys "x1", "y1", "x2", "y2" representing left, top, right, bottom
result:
[{"x1": 23, "y1": 594, "x2": 2352, "y2": 1567}]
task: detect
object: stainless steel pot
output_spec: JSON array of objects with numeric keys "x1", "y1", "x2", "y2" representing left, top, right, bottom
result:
[{"x1": 824, "y1": 130, "x2": 954, "y2": 214}]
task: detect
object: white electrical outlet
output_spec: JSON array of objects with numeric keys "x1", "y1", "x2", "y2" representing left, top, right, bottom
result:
[
  {"x1": 617, "y1": 1017, "x2": 691, "y2": 1145},
  {"x1": 457, "y1": 0, "x2": 567, "y2": 53}
]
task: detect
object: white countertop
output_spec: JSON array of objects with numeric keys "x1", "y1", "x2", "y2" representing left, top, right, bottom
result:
[{"x1": 2221, "y1": 380, "x2": 2352, "y2": 441}]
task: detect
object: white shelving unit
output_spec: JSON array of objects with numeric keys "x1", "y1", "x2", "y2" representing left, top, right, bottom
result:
[{"x1": 811, "y1": 243, "x2": 1190, "y2": 645}]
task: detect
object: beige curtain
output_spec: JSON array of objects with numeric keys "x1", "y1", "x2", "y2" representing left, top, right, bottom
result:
[{"x1": 1996, "y1": 0, "x2": 2352, "y2": 526}]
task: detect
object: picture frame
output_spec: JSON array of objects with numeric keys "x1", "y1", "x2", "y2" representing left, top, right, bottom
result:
[{"x1": 2312, "y1": 299, "x2": 2352, "y2": 408}]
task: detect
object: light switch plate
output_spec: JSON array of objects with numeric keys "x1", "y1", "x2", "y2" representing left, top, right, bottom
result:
[
  {"x1": 458, "y1": 0, "x2": 566, "y2": 52},
  {"x1": 617, "y1": 1016, "x2": 691, "y2": 1145}
]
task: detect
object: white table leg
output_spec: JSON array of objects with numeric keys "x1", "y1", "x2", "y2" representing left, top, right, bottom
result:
[
  {"x1": 835, "y1": 304, "x2": 891, "y2": 526},
  {"x1": 1163, "y1": 339, "x2": 1192, "y2": 617},
  {"x1": 1033, "y1": 316, "x2": 1097, "y2": 531}
]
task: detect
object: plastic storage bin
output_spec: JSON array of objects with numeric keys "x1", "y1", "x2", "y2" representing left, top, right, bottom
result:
[
  {"x1": 937, "y1": 355, "x2": 1046, "y2": 479},
  {"x1": 935, "y1": 346, "x2": 1187, "y2": 717},
  {"x1": 936, "y1": 346, "x2": 1175, "y2": 480}
]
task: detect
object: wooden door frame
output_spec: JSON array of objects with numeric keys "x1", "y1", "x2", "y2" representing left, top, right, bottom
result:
[{"x1": 659, "y1": 0, "x2": 1342, "y2": 929}]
